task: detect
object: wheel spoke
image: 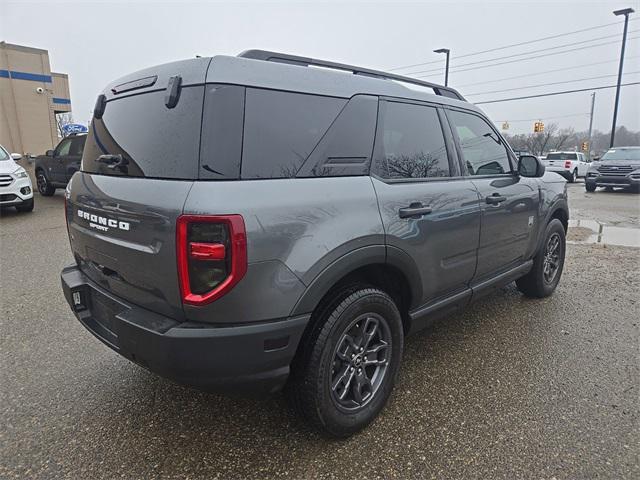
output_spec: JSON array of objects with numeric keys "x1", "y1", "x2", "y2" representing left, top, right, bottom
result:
[
  {"x1": 359, "y1": 317, "x2": 379, "y2": 350},
  {"x1": 352, "y1": 371, "x2": 372, "y2": 405},
  {"x1": 332, "y1": 365, "x2": 355, "y2": 400}
]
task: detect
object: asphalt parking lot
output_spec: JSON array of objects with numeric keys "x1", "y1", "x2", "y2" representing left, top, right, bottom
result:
[{"x1": 1, "y1": 182, "x2": 638, "y2": 479}]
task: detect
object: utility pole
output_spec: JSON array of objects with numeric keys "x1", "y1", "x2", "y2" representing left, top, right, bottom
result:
[
  {"x1": 434, "y1": 48, "x2": 450, "y2": 86},
  {"x1": 610, "y1": 7, "x2": 634, "y2": 148},
  {"x1": 587, "y1": 92, "x2": 596, "y2": 160}
]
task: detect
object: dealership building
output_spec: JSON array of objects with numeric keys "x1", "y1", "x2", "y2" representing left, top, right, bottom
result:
[{"x1": 0, "y1": 42, "x2": 72, "y2": 156}]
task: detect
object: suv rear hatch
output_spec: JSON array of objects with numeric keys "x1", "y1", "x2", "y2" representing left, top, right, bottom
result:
[{"x1": 66, "y1": 59, "x2": 210, "y2": 320}]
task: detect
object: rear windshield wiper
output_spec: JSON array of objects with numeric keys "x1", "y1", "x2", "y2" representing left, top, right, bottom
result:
[{"x1": 96, "y1": 154, "x2": 129, "y2": 171}]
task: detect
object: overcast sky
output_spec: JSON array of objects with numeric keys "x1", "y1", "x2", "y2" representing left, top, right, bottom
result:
[{"x1": 2, "y1": 0, "x2": 638, "y2": 135}]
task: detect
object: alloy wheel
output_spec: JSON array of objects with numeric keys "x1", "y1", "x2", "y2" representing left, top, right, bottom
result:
[
  {"x1": 543, "y1": 232, "x2": 562, "y2": 284},
  {"x1": 330, "y1": 313, "x2": 392, "y2": 411},
  {"x1": 37, "y1": 174, "x2": 48, "y2": 194}
]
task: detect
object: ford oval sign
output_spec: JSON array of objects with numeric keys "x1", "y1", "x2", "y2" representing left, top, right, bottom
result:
[{"x1": 61, "y1": 123, "x2": 88, "y2": 136}]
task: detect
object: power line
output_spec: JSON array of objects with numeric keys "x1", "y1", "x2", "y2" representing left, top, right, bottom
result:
[
  {"x1": 456, "y1": 57, "x2": 639, "y2": 88},
  {"x1": 414, "y1": 36, "x2": 640, "y2": 79},
  {"x1": 494, "y1": 113, "x2": 591, "y2": 123},
  {"x1": 407, "y1": 34, "x2": 639, "y2": 77},
  {"x1": 466, "y1": 71, "x2": 640, "y2": 96},
  {"x1": 389, "y1": 18, "x2": 638, "y2": 71},
  {"x1": 474, "y1": 82, "x2": 640, "y2": 105}
]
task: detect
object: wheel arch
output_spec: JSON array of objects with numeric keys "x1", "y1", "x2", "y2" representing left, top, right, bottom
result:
[
  {"x1": 290, "y1": 245, "x2": 422, "y2": 335},
  {"x1": 537, "y1": 199, "x2": 569, "y2": 253}
]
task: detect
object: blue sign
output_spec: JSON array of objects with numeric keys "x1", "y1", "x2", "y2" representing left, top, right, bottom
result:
[{"x1": 62, "y1": 123, "x2": 88, "y2": 136}]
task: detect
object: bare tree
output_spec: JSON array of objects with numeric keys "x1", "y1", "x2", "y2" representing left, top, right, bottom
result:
[{"x1": 55, "y1": 113, "x2": 74, "y2": 138}]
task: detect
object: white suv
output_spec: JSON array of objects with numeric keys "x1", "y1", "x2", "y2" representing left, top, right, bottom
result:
[
  {"x1": 543, "y1": 151, "x2": 589, "y2": 183},
  {"x1": 0, "y1": 144, "x2": 34, "y2": 212}
]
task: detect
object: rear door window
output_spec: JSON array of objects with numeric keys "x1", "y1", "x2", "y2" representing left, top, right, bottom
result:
[
  {"x1": 70, "y1": 136, "x2": 86, "y2": 156},
  {"x1": 241, "y1": 89, "x2": 346, "y2": 179},
  {"x1": 372, "y1": 100, "x2": 451, "y2": 179},
  {"x1": 82, "y1": 86, "x2": 204, "y2": 179}
]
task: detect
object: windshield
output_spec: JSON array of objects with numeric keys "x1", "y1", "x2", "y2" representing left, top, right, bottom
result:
[
  {"x1": 600, "y1": 148, "x2": 640, "y2": 161},
  {"x1": 0, "y1": 146, "x2": 10, "y2": 161},
  {"x1": 546, "y1": 153, "x2": 577, "y2": 160}
]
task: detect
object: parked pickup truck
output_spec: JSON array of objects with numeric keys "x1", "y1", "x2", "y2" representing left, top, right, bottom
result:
[{"x1": 543, "y1": 151, "x2": 589, "y2": 182}]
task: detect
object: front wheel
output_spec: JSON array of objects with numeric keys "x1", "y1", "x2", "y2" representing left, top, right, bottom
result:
[
  {"x1": 585, "y1": 182, "x2": 596, "y2": 192},
  {"x1": 36, "y1": 171, "x2": 55, "y2": 196},
  {"x1": 288, "y1": 286, "x2": 404, "y2": 438},
  {"x1": 516, "y1": 218, "x2": 566, "y2": 298}
]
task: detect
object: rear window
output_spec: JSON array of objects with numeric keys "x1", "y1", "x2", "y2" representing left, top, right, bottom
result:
[
  {"x1": 546, "y1": 153, "x2": 577, "y2": 160},
  {"x1": 241, "y1": 89, "x2": 346, "y2": 179},
  {"x1": 82, "y1": 86, "x2": 204, "y2": 179}
]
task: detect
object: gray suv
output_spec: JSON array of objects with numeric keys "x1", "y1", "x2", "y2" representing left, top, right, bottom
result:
[
  {"x1": 585, "y1": 146, "x2": 640, "y2": 192},
  {"x1": 61, "y1": 50, "x2": 569, "y2": 437}
]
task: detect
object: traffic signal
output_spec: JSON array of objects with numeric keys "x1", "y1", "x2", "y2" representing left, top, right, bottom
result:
[
  {"x1": 533, "y1": 121, "x2": 545, "y2": 133},
  {"x1": 581, "y1": 141, "x2": 589, "y2": 152}
]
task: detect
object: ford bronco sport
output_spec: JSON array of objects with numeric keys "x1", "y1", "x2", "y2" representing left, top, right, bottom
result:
[{"x1": 61, "y1": 50, "x2": 569, "y2": 437}]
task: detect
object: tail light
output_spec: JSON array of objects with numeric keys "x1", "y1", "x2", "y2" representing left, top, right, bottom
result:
[
  {"x1": 176, "y1": 215, "x2": 247, "y2": 306},
  {"x1": 564, "y1": 161, "x2": 572, "y2": 169}
]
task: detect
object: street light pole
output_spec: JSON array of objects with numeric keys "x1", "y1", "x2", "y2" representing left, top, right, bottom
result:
[
  {"x1": 587, "y1": 92, "x2": 596, "y2": 160},
  {"x1": 610, "y1": 7, "x2": 634, "y2": 148},
  {"x1": 433, "y1": 48, "x2": 450, "y2": 86}
]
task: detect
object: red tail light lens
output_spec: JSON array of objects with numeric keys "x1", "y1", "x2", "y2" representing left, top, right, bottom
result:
[
  {"x1": 176, "y1": 215, "x2": 247, "y2": 306},
  {"x1": 564, "y1": 161, "x2": 572, "y2": 168}
]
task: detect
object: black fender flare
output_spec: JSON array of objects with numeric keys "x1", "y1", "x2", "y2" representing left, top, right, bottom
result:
[
  {"x1": 289, "y1": 244, "x2": 423, "y2": 316},
  {"x1": 537, "y1": 197, "x2": 569, "y2": 252}
]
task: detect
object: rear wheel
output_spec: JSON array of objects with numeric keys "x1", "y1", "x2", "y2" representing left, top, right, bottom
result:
[
  {"x1": 516, "y1": 218, "x2": 566, "y2": 298},
  {"x1": 36, "y1": 170, "x2": 55, "y2": 196},
  {"x1": 15, "y1": 198, "x2": 34, "y2": 212},
  {"x1": 569, "y1": 169, "x2": 577, "y2": 183},
  {"x1": 288, "y1": 286, "x2": 404, "y2": 438}
]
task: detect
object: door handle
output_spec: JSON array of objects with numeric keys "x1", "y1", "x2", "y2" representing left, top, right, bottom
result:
[
  {"x1": 399, "y1": 202, "x2": 432, "y2": 219},
  {"x1": 485, "y1": 193, "x2": 506, "y2": 205}
]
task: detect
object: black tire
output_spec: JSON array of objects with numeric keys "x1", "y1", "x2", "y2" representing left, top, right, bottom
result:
[
  {"x1": 36, "y1": 170, "x2": 55, "y2": 196},
  {"x1": 15, "y1": 198, "x2": 34, "y2": 212},
  {"x1": 287, "y1": 286, "x2": 404, "y2": 438},
  {"x1": 569, "y1": 169, "x2": 577, "y2": 183},
  {"x1": 585, "y1": 182, "x2": 596, "y2": 192},
  {"x1": 516, "y1": 218, "x2": 566, "y2": 298}
]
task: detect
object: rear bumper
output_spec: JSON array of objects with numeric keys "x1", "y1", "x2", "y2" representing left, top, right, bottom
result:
[
  {"x1": 545, "y1": 167, "x2": 573, "y2": 179},
  {"x1": 585, "y1": 175, "x2": 640, "y2": 188},
  {"x1": 61, "y1": 264, "x2": 310, "y2": 395}
]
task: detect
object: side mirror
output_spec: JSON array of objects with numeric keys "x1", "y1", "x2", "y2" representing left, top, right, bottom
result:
[
  {"x1": 10, "y1": 153, "x2": 22, "y2": 161},
  {"x1": 518, "y1": 155, "x2": 545, "y2": 178},
  {"x1": 46, "y1": 149, "x2": 54, "y2": 157}
]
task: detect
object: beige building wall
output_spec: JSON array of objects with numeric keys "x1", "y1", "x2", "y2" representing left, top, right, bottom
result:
[{"x1": 0, "y1": 42, "x2": 72, "y2": 156}]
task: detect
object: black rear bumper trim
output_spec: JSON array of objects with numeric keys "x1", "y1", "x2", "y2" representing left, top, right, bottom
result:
[{"x1": 61, "y1": 264, "x2": 310, "y2": 395}]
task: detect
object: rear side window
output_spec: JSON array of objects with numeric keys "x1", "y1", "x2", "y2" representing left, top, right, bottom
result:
[
  {"x1": 82, "y1": 86, "x2": 204, "y2": 179},
  {"x1": 448, "y1": 109, "x2": 512, "y2": 176},
  {"x1": 547, "y1": 153, "x2": 577, "y2": 160},
  {"x1": 373, "y1": 101, "x2": 450, "y2": 179},
  {"x1": 241, "y1": 89, "x2": 346, "y2": 179}
]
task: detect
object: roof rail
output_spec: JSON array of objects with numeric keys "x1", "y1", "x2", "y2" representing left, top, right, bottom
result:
[{"x1": 238, "y1": 49, "x2": 466, "y2": 101}]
